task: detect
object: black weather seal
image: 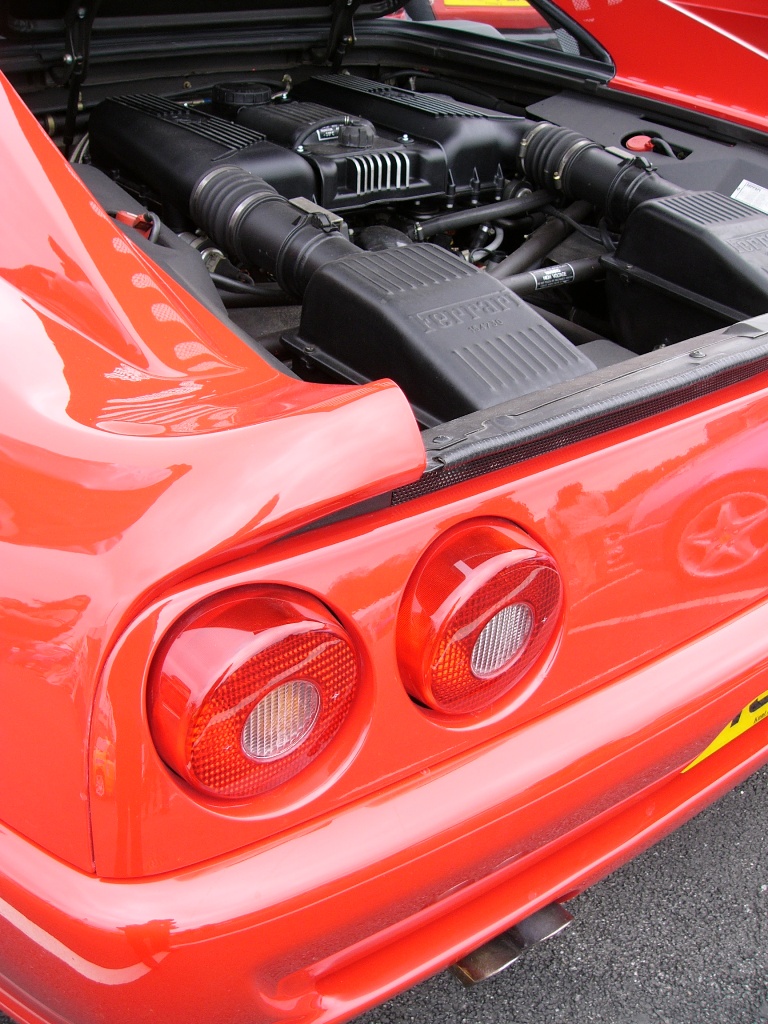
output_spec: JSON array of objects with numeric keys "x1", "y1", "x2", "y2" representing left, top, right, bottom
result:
[
  {"x1": 529, "y1": 0, "x2": 611, "y2": 65},
  {"x1": 282, "y1": 320, "x2": 768, "y2": 541},
  {"x1": 392, "y1": 318, "x2": 768, "y2": 504}
]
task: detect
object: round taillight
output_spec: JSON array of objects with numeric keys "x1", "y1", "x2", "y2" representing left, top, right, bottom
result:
[
  {"x1": 148, "y1": 587, "x2": 358, "y2": 799},
  {"x1": 398, "y1": 520, "x2": 562, "y2": 714}
]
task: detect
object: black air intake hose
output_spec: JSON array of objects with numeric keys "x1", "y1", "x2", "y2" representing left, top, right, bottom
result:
[
  {"x1": 488, "y1": 199, "x2": 592, "y2": 279},
  {"x1": 190, "y1": 165, "x2": 358, "y2": 298},
  {"x1": 518, "y1": 122, "x2": 680, "y2": 225},
  {"x1": 409, "y1": 189, "x2": 553, "y2": 241}
]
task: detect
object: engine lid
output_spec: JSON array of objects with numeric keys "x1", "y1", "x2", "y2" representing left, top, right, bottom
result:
[
  {"x1": 6, "y1": 0, "x2": 768, "y2": 133},
  {"x1": 3, "y1": 0, "x2": 403, "y2": 36}
]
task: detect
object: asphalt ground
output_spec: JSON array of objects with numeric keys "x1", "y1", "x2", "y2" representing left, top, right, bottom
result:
[
  {"x1": 0, "y1": 766, "x2": 764, "y2": 1024},
  {"x1": 362, "y1": 764, "x2": 768, "y2": 1024}
]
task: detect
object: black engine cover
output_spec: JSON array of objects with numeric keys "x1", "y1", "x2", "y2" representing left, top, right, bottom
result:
[
  {"x1": 87, "y1": 75, "x2": 524, "y2": 214},
  {"x1": 88, "y1": 94, "x2": 316, "y2": 210}
]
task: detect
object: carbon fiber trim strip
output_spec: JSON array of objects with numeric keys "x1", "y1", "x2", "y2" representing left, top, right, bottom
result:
[{"x1": 392, "y1": 328, "x2": 768, "y2": 504}]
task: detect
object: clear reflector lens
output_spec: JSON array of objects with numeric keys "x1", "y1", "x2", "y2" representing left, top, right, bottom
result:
[
  {"x1": 242, "y1": 680, "x2": 321, "y2": 761},
  {"x1": 471, "y1": 603, "x2": 533, "y2": 677}
]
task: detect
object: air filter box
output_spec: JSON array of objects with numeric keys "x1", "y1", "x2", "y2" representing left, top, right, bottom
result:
[
  {"x1": 606, "y1": 190, "x2": 768, "y2": 351},
  {"x1": 284, "y1": 245, "x2": 596, "y2": 424}
]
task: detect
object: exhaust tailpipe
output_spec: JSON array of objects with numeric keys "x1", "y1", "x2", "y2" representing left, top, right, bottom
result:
[{"x1": 451, "y1": 902, "x2": 574, "y2": 987}]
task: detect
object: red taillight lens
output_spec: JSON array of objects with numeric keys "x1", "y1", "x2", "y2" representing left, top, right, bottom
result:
[
  {"x1": 148, "y1": 588, "x2": 358, "y2": 799},
  {"x1": 398, "y1": 520, "x2": 562, "y2": 714}
]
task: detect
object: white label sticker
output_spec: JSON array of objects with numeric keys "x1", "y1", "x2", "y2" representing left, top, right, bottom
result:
[
  {"x1": 731, "y1": 179, "x2": 768, "y2": 214},
  {"x1": 533, "y1": 264, "x2": 575, "y2": 290}
]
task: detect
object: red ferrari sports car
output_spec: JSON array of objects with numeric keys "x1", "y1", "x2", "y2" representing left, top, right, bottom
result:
[{"x1": 1, "y1": 1, "x2": 768, "y2": 1023}]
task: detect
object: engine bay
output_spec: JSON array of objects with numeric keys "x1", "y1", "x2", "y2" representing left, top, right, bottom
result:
[{"x1": 65, "y1": 69, "x2": 768, "y2": 428}]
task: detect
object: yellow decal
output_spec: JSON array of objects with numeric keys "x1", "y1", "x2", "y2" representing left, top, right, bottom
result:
[
  {"x1": 683, "y1": 690, "x2": 768, "y2": 771},
  {"x1": 443, "y1": 0, "x2": 530, "y2": 7}
]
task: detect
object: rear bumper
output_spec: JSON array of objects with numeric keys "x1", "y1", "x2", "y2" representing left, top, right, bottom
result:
[{"x1": 3, "y1": 600, "x2": 768, "y2": 1024}]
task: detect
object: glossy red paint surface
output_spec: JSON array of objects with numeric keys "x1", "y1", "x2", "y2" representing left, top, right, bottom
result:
[
  {"x1": 2, "y1": 10, "x2": 768, "y2": 1020},
  {"x1": 390, "y1": 0, "x2": 546, "y2": 27},
  {"x1": 79, "y1": 361, "x2": 768, "y2": 879},
  {"x1": 0, "y1": 72, "x2": 425, "y2": 869},
  {"x1": 555, "y1": 0, "x2": 768, "y2": 132},
  {"x1": 2, "y1": 600, "x2": 768, "y2": 1024}
]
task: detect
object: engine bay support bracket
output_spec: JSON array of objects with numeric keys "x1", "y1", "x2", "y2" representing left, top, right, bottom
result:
[
  {"x1": 62, "y1": 0, "x2": 102, "y2": 155},
  {"x1": 323, "y1": 0, "x2": 364, "y2": 68}
]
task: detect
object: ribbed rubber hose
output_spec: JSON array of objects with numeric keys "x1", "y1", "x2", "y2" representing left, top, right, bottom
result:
[
  {"x1": 517, "y1": 122, "x2": 681, "y2": 224},
  {"x1": 190, "y1": 165, "x2": 358, "y2": 298}
]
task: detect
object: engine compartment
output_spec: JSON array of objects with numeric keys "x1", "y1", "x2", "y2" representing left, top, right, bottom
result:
[{"x1": 69, "y1": 69, "x2": 768, "y2": 427}]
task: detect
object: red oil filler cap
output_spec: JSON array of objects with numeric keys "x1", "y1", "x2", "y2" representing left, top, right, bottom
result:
[{"x1": 625, "y1": 134, "x2": 655, "y2": 153}]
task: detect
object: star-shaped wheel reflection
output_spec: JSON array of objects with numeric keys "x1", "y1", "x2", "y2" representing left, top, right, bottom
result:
[{"x1": 678, "y1": 490, "x2": 768, "y2": 577}]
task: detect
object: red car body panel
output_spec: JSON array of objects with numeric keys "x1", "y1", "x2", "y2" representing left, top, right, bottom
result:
[
  {"x1": 90, "y1": 372, "x2": 768, "y2": 879},
  {"x1": 0, "y1": 75, "x2": 425, "y2": 870},
  {"x1": 3, "y1": 1, "x2": 768, "y2": 1022},
  {"x1": 1, "y1": 611, "x2": 768, "y2": 1024},
  {"x1": 557, "y1": 0, "x2": 768, "y2": 132}
]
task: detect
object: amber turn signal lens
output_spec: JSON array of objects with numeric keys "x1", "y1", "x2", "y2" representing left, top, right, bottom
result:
[
  {"x1": 398, "y1": 520, "x2": 562, "y2": 714},
  {"x1": 148, "y1": 587, "x2": 358, "y2": 799}
]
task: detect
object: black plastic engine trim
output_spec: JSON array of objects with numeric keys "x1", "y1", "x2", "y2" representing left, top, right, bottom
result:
[
  {"x1": 282, "y1": 321, "x2": 768, "y2": 540},
  {"x1": 390, "y1": 320, "x2": 768, "y2": 504}
]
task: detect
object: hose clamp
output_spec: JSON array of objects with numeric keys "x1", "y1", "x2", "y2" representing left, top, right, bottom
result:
[
  {"x1": 228, "y1": 191, "x2": 279, "y2": 249},
  {"x1": 552, "y1": 138, "x2": 597, "y2": 190},
  {"x1": 518, "y1": 121, "x2": 552, "y2": 176},
  {"x1": 190, "y1": 165, "x2": 235, "y2": 213}
]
